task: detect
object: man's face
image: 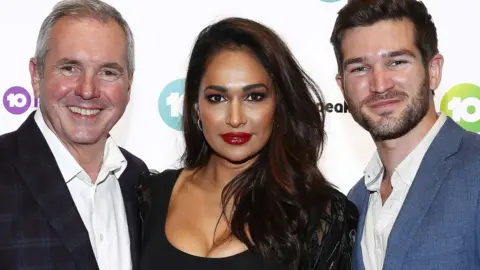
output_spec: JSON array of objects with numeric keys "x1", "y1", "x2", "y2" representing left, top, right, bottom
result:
[
  {"x1": 30, "y1": 16, "x2": 132, "y2": 147},
  {"x1": 336, "y1": 19, "x2": 443, "y2": 141}
]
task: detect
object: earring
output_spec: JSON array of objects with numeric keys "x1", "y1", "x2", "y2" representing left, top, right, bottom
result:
[{"x1": 197, "y1": 118, "x2": 203, "y2": 131}]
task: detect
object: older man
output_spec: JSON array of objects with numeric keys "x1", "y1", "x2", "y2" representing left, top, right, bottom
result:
[{"x1": 0, "y1": 0, "x2": 148, "y2": 269}]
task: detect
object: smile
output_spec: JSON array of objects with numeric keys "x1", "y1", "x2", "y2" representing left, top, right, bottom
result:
[
  {"x1": 221, "y1": 132, "x2": 252, "y2": 145},
  {"x1": 68, "y1": 106, "x2": 101, "y2": 116},
  {"x1": 369, "y1": 99, "x2": 401, "y2": 108}
]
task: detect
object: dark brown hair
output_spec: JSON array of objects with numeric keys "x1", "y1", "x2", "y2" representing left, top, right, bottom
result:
[
  {"x1": 182, "y1": 17, "x2": 335, "y2": 268},
  {"x1": 330, "y1": 0, "x2": 438, "y2": 75}
]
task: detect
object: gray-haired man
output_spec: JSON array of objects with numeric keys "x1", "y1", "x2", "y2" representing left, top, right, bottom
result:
[{"x1": 0, "y1": 0, "x2": 148, "y2": 269}]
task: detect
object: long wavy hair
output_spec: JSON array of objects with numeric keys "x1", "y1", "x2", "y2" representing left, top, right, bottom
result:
[{"x1": 182, "y1": 17, "x2": 335, "y2": 268}]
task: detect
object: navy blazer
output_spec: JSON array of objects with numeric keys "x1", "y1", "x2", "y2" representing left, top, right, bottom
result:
[
  {"x1": 0, "y1": 112, "x2": 148, "y2": 270},
  {"x1": 348, "y1": 117, "x2": 480, "y2": 270}
]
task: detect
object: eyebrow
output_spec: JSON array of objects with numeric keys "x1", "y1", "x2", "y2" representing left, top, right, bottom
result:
[
  {"x1": 343, "y1": 49, "x2": 417, "y2": 68},
  {"x1": 55, "y1": 58, "x2": 81, "y2": 66},
  {"x1": 385, "y1": 49, "x2": 416, "y2": 58},
  {"x1": 204, "y1": 83, "x2": 268, "y2": 92},
  {"x1": 102, "y1": 62, "x2": 125, "y2": 74},
  {"x1": 343, "y1": 56, "x2": 366, "y2": 68},
  {"x1": 54, "y1": 58, "x2": 125, "y2": 73}
]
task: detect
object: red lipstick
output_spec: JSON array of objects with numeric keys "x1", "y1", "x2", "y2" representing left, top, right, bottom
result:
[{"x1": 221, "y1": 132, "x2": 252, "y2": 145}]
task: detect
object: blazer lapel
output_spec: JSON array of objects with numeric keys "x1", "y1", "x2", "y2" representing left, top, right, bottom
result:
[
  {"x1": 353, "y1": 182, "x2": 369, "y2": 270},
  {"x1": 117, "y1": 159, "x2": 142, "y2": 270},
  {"x1": 14, "y1": 112, "x2": 99, "y2": 270},
  {"x1": 383, "y1": 118, "x2": 463, "y2": 269}
]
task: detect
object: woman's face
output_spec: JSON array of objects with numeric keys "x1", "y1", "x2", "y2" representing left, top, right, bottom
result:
[{"x1": 197, "y1": 49, "x2": 276, "y2": 163}]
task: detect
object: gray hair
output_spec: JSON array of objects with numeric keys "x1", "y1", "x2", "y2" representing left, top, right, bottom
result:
[{"x1": 34, "y1": 0, "x2": 135, "y2": 77}]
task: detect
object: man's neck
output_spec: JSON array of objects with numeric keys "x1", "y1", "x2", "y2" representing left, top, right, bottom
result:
[
  {"x1": 64, "y1": 140, "x2": 106, "y2": 183},
  {"x1": 39, "y1": 111, "x2": 107, "y2": 183},
  {"x1": 375, "y1": 108, "x2": 438, "y2": 177}
]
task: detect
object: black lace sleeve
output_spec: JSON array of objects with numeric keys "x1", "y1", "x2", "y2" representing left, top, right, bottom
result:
[{"x1": 305, "y1": 194, "x2": 359, "y2": 270}]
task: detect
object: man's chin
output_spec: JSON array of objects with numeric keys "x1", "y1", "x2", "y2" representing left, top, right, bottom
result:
[
  {"x1": 64, "y1": 132, "x2": 106, "y2": 146},
  {"x1": 362, "y1": 109, "x2": 401, "y2": 124},
  {"x1": 355, "y1": 113, "x2": 396, "y2": 134}
]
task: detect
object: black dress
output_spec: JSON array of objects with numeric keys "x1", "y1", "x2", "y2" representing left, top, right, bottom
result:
[{"x1": 137, "y1": 169, "x2": 359, "y2": 270}]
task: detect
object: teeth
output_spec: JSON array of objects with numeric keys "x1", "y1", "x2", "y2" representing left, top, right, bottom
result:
[{"x1": 68, "y1": 106, "x2": 101, "y2": 116}]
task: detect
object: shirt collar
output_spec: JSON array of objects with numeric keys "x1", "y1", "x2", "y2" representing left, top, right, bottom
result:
[
  {"x1": 34, "y1": 109, "x2": 127, "y2": 183},
  {"x1": 364, "y1": 152, "x2": 384, "y2": 191},
  {"x1": 364, "y1": 113, "x2": 448, "y2": 191},
  {"x1": 103, "y1": 135, "x2": 128, "y2": 180}
]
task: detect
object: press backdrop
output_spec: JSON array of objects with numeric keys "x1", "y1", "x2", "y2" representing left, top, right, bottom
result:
[{"x1": 1, "y1": 0, "x2": 479, "y2": 193}]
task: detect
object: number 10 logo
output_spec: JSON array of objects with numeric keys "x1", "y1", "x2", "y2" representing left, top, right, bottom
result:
[{"x1": 440, "y1": 83, "x2": 480, "y2": 133}]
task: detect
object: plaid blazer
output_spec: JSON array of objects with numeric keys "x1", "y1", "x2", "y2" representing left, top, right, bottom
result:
[{"x1": 0, "y1": 112, "x2": 148, "y2": 270}]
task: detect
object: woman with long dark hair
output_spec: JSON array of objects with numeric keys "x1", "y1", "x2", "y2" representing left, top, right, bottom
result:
[{"x1": 138, "y1": 17, "x2": 358, "y2": 269}]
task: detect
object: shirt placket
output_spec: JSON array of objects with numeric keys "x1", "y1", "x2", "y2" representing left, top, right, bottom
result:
[{"x1": 92, "y1": 169, "x2": 111, "y2": 270}]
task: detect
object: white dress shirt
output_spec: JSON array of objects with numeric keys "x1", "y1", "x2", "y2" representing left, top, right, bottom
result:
[
  {"x1": 34, "y1": 110, "x2": 132, "y2": 270},
  {"x1": 361, "y1": 113, "x2": 447, "y2": 270}
]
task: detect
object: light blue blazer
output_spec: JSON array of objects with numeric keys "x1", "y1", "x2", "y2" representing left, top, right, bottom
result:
[{"x1": 348, "y1": 117, "x2": 480, "y2": 270}]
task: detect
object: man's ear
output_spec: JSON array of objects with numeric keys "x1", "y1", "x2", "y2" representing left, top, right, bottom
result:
[
  {"x1": 335, "y1": 73, "x2": 346, "y2": 96},
  {"x1": 427, "y1": 53, "x2": 444, "y2": 91},
  {"x1": 29, "y1": 58, "x2": 41, "y2": 98},
  {"x1": 126, "y1": 73, "x2": 134, "y2": 103}
]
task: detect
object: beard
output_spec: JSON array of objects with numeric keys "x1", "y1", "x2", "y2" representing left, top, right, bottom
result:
[{"x1": 346, "y1": 78, "x2": 431, "y2": 141}]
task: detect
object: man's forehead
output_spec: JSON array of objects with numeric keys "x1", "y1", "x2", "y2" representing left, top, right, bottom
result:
[
  {"x1": 50, "y1": 15, "x2": 121, "y2": 35},
  {"x1": 47, "y1": 17, "x2": 126, "y2": 52},
  {"x1": 341, "y1": 19, "x2": 418, "y2": 60}
]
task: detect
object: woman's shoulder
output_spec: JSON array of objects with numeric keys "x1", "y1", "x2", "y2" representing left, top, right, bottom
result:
[
  {"x1": 328, "y1": 189, "x2": 359, "y2": 225},
  {"x1": 304, "y1": 188, "x2": 359, "y2": 269},
  {"x1": 141, "y1": 168, "x2": 183, "y2": 186},
  {"x1": 140, "y1": 167, "x2": 183, "y2": 189},
  {"x1": 322, "y1": 189, "x2": 359, "y2": 242},
  {"x1": 308, "y1": 188, "x2": 359, "y2": 230},
  {"x1": 137, "y1": 168, "x2": 183, "y2": 205}
]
